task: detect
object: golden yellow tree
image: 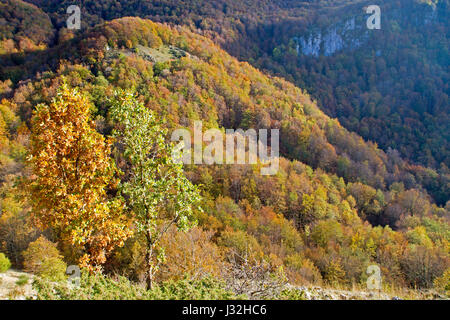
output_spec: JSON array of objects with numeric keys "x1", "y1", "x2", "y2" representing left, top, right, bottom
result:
[{"x1": 28, "y1": 84, "x2": 132, "y2": 269}]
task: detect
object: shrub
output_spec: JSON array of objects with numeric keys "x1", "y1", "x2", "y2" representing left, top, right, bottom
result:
[
  {"x1": 33, "y1": 271, "x2": 241, "y2": 300},
  {"x1": 39, "y1": 257, "x2": 68, "y2": 282},
  {"x1": 277, "y1": 288, "x2": 307, "y2": 300},
  {"x1": 22, "y1": 236, "x2": 67, "y2": 281},
  {"x1": 16, "y1": 274, "x2": 28, "y2": 286},
  {"x1": 0, "y1": 252, "x2": 11, "y2": 272},
  {"x1": 33, "y1": 271, "x2": 151, "y2": 300},
  {"x1": 433, "y1": 268, "x2": 450, "y2": 296},
  {"x1": 152, "y1": 276, "x2": 241, "y2": 300},
  {"x1": 324, "y1": 261, "x2": 346, "y2": 285},
  {"x1": 158, "y1": 227, "x2": 225, "y2": 282},
  {"x1": 285, "y1": 254, "x2": 322, "y2": 285}
]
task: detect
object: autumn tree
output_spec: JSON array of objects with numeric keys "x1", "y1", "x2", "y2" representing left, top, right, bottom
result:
[
  {"x1": 23, "y1": 235, "x2": 67, "y2": 281},
  {"x1": 28, "y1": 84, "x2": 132, "y2": 269},
  {"x1": 110, "y1": 91, "x2": 201, "y2": 289}
]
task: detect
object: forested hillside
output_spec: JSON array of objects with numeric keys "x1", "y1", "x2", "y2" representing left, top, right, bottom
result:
[
  {"x1": 266, "y1": 0, "x2": 450, "y2": 170},
  {"x1": 0, "y1": 11, "x2": 448, "y2": 299},
  {"x1": 18, "y1": 0, "x2": 450, "y2": 169}
]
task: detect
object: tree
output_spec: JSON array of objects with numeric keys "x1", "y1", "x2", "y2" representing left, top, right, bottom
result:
[
  {"x1": 158, "y1": 226, "x2": 224, "y2": 282},
  {"x1": 22, "y1": 235, "x2": 67, "y2": 281},
  {"x1": 28, "y1": 84, "x2": 132, "y2": 270},
  {"x1": 110, "y1": 91, "x2": 201, "y2": 289}
]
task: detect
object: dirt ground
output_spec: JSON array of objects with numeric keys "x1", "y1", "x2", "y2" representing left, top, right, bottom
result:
[{"x1": 0, "y1": 269, "x2": 35, "y2": 300}]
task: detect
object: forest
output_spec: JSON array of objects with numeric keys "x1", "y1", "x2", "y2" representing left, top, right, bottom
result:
[
  {"x1": 0, "y1": 0, "x2": 448, "y2": 300},
  {"x1": 18, "y1": 0, "x2": 450, "y2": 169}
]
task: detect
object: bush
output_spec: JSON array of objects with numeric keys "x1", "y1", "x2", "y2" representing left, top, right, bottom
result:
[
  {"x1": 16, "y1": 275, "x2": 28, "y2": 286},
  {"x1": 324, "y1": 261, "x2": 346, "y2": 285},
  {"x1": 434, "y1": 268, "x2": 450, "y2": 296},
  {"x1": 285, "y1": 254, "x2": 322, "y2": 285},
  {"x1": 33, "y1": 271, "x2": 151, "y2": 300},
  {"x1": 0, "y1": 252, "x2": 11, "y2": 272},
  {"x1": 39, "y1": 257, "x2": 68, "y2": 282},
  {"x1": 277, "y1": 288, "x2": 307, "y2": 300},
  {"x1": 22, "y1": 236, "x2": 67, "y2": 281},
  {"x1": 157, "y1": 227, "x2": 225, "y2": 282},
  {"x1": 152, "y1": 276, "x2": 241, "y2": 300},
  {"x1": 33, "y1": 271, "x2": 241, "y2": 300}
]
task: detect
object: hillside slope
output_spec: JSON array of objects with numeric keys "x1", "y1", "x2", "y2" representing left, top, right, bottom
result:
[
  {"x1": 0, "y1": 17, "x2": 448, "y2": 294},
  {"x1": 22, "y1": 0, "x2": 450, "y2": 171}
]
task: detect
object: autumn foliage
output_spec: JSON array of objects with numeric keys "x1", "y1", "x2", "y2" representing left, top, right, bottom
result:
[
  {"x1": 27, "y1": 84, "x2": 132, "y2": 269},
  {"x1": 0, "y1": 13, "x2": 447, "y2": 299}
]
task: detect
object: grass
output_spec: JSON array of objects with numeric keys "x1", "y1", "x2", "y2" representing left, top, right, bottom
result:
[{"x1": 15, "y1": 275, "x2": 28, "y2": 286}]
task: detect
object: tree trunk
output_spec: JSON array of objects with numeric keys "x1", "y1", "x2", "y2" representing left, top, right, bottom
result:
[
  {"x1": 147, "y1": 265, "x2": 153, "y2": 290},
  {"x1": 146, "y1": 234, "x2": 154, "y2": 290}
]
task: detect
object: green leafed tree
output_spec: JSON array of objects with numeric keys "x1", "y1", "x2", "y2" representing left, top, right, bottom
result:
[{"x1": 110, "y1": 91, "x2": 201, "y2": 289}]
